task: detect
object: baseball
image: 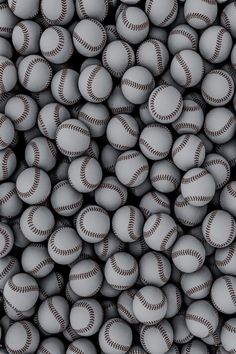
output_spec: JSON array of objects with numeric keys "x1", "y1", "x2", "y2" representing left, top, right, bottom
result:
[
  {"x1": 184, "y1": 0, "x2": 218, "y2": 30},
  {"x1": 168, "y1": 24, "x2": 198, "y2": 55},
  {"x1": 172, "y1": 234, "x2": 206, "y2": 273},
  {"x1": 78, "y1": 102, "x2": 110, "y2": 138},
  {"x1": 12, "y1": 20, "x2": 41, "y2": 56},
  {"x1": 174, "y1": 194, "x2": 207, "y2": 227},
  {"x1": 148, "y1": 85, "x2": 183, "y2": 123},
  {"x1": 145, "y1": 0, "x2": 178, "y2": 27},
  {"x1": 211, "y1": 275, "x2": 236, "y2": 314},
  {"x1": 172, "y1": 99, "x2": 204, "y2": 135},
  {"x1": 170, "y1": 50, "x2": 204, "y2": 88},
  {"x1": 51, "y1": 68, "x2": 81, "y2": 105},
  {"x1": 41, "y1": 0, "x2": 75, "y2": 26}
]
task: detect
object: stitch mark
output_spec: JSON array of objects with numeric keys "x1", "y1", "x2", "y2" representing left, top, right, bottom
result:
[
  {"x1": 139, "y1": 138, "x2": 169, "y2": 158},
  {"x1": 41, "y1": 0, "x2": 68, "y2": 25},
  {"x1": 13, "y1": 95, "x2": 31, "y2": 126},
  {"x1": 143, "y1": 214, "x2": 162, "y2": 239},
  {"x1": 0, "y1": 257, "x2": 17, "y2": 280},
  {"x1": 175, "y1": 53, "x2": 192, "y2": 87},
  {"x1": 0, "y1": 225, "x2": 11, "y2": 257},
  {"x1": 160, "y1": 226, "x2": 177, "y2": 251},
  {"x1": 58, "y1": 69, "x2": 79, "y2": 105},
  {"x1": 49, "y1": 229, "x2": 82, "y2": 256},
  {"x1": 204, "y1": 210, "x2": 235, "y2": 248},
  {"x1": 73, "y1": 300, "x2": 95, "y2": 334},
  {"x1": 30, "y1": 258, "x2": 54, "y2": 276},
  {"x1": 41, "y1": 26, "x2": 65, "y2": 58},
  {"x1": 0, "y1": 60, "x2": 14, "y2": 94},
  {"x1": 104, "y1": 319, "x2": 130, "y2": 352},
  {"x1": 97, "y1": 181, "x2": 126, "y2": 205},
  {"x1": 151, "y1": 174, "x2": 179, "y2": 189},
  {"x1": 15, "y1": 22, "x2": 30, "y2": 54},
  {"x1": 2, "y1": 148, "x2": 13, "y2": 180},
  {"x1": 8, "y1": 278, "x2": 38, "y2": 294},
  {"x1": 79, "y1": 111, "x2": 108, "y2": 127},
  {"x1": 73, "y1": 19, "x2": 106, "y2": 53},
  {"x1": 117, "y1": 302, "x2": 137, "y2": 323},
  {"x1": 170, "y1": 29, "x2": 197, "y2": 50},
  {"x1": 149, "y1": 85, "x2": 183, "y2": 122},
  {"x1": 86, "y1": 65, "x2": 110, "y2": 102},
  {"x1": 0, "y1": 186, "x2": 17, "y2": 205},
  {"x1": 6, "y1": 321, "x2": 33, "y2": 354},
  {"x1": 136, "y1": 290, "x2": 166, "y2": 312},
  {"x1": 121, "y1": 78, "x2": 155, "y2": 92},
  {"x1": 185, "y1": 13, "x2": 211, "y2": 26},
  {"x1": 127, "y1": 165, "x2": 149, "y2": 187},
  {"x1": 194, "y1": 141, "x2": 204, "y2": 167},
  {"x1": 209, "y1": 28, "x2": 227, "y2": 62},
  {"x1": 185, "y1": 279, "x2": 212, "y2": 297},
  {"x1": 181, "y1": 169, "x2": 208, "y2": 184},
  {"x1": 47, "y1": 297, "x2": 66, "y2": 332},
  {"x1": 204, "y1": 116, "x2": 235, "y2": 138},
  {"x1": 202, "y1": 70, "x2": 233, "y2": 104},
  {"x1": 121, "y1": 8, "x2": 149, "y2": 32},
  {"x1": 69, "y1": 263, "x2": 101, "y2": 281},
  {"x1": 22, "y1": 57, "x2": 52, "y2": 89},
  {"x1": 110, "y1": 254, "x2": 137, "y2": 277},
  {"x1": 186, "y1": 313, "x2": 214, "y2": 335},
  {"x1": 215, "y1": 244, "x2": 235, "y2": 268},
  {"x1": 27, "y1": 206, "x2": 53, "y2": 237},
  {"x1": 159, "y1": 0, "x2": 178, "y2": 26},
  {"x1": 172, "y1": 249, "x2": 204, "y2": 268}
]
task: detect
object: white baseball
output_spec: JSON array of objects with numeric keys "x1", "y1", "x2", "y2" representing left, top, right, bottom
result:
[
  {"x1": 41, "y1": 0, "x2": 75, "y2": 26},
  {"x1": 115, "y1": 150, "x2": 149, "y2": 187},
  {"x1": 48, "y1": 227, "x2": 82, "y2": 265},
  {"x1": 78, "y1": 64, "x2": 113, "y2": 103},
  {"x1": 136, "y1": 39, "x2": 169, "y2": 77},
  {"x1": 145, "y1": 0, "x2": 178, "y2": 27},
  {"x1": 0, "y1": 147, "x2": 16, "y2": 181},
  {"x1": 185, "y1": 300, "x2": 219, "y2": 338},
  {"x1": 78, "y1": 102, "x2": 110, "y2": 138},
  {"x1": 202, "y1": 209, "x2": 236, "y2": 249},
  {"x1": 5, "y1": 94, "x2": 38, "y2": 131},
  {"x1": 21, "y1": 243, "x2": 54, "y2": 278},
  {"x1": 36, "y1": 337, "x2": 65, "y2": 354},
  {"x1": 67, "y1": 339, "x2": 97, "y2": 354},
  {"x1": 51, "y1": 69, "x2": 81, "y2": 105},
  {"x1": 69, "y1": 259, "x2": 103, "y2": 297},
  {"x1": 16, "y1": 167, "x2": 51, "y2": 204},
  {"x1": 0, "y1": 114, "x2": 14, "y2": 150},
  {"x1": 3, "y1": 273, "x2": 39, "y2": 311},
  {"x1": 56, "y1": 119, "x2": 90, "y2": 158},
  {"x1": 143, "y1": 213, "x2": 177, "y2": 251},
  {"x1": 204, "y1": 107, "x2": 236, "y2": 144},
  {"x1": 221, "y1": 1, "x2": 236, "y2": 38},
  {"x1": 76, "y1": 0, "x2": 108, "y2": 21},
  {"x1": 25, "y1": 136, "x2": 57, "y2": 172},
  {"x1": 104, "y1": 252, "x2": 138, "y2": 290},
  {"x1": 5, "y1": 321, "x2": 40, "y2": 354},
  {"x1": 112, "y1": 205, "x2": 144, "y2": 243},
  {"x1": 102, "y1": 40, "x2": 135, "y2": 78},
  {"x1": 40, "y1": 26, "x2": 73, "y2": 64},
  {"x1": 70, "y1": 298, "x2": 104, "y2": 336},
  {"x1": 181, "y1": 265, "x2": 213, "y2": 300},
  {"x1": 215, "y1": 242, "x2": 236, "y2": 276},
  {"x1": 20, "y1": 205, "x2": 55, "y2": 242},
  {"x1": 211, "y1": 275, "x2": 236, "y2": 314},
  {"x1": 37, "y1": 295, "x2": 69, "y2": 334},
  {"x1": 139, "y1": 190, "x2": 171, "y2": 219},
  {"x1": 148, "y1": 85, "x2": 183, "y2": 123},
  {"x1": 221, "y1": 318, "x2": 236, "y2": 353},
  {"x1": 95, "y1": 176, "x2": 128, "y2": 211},
  {"x1": 18, "y1": 54, "x2": 52, "y2": 92},
  {"x1": 116, "y1": 6, "x2": 149, "y2": 44},
  {"x1": 107, "y1": 85, "x2": 135, "y2": 116},
  {"x1": 0, "y1": 255, "x2": 20, "y2": 291},
  {"x1": 162, "y1": 283, "x2": 182, "y2": 319},
  {"x1": 140, "y1": 320, "x2": 174, "y2": 354},
  {"x1": 199, "y1": 25, "x2": 232, "y2": 63},
  {"x1": 184, "y1": 0, "x2": 218, "y2": 30},
  {"x1": 38, "y1": 271, "x2": 64, "y2": 301},
  {"x1": 12, "y1": 20, "x2": 42, "y2": 55},
  {"x1": 171, "y1": 235, "x2": 206, "y2": 273},
  {"x1": 168, "y1": 24, "x2": 198, "y2": 55},
  {"x1": 94, "y1": 231, "x2": 125, "y2": 262},
  {"x1": 106, "y1": 114, "x2": 139, "y2": 151},
  {"x1": 140, "y1": 251, "x2": 171, "y2": 287},
  {"x1": 203, "y1": 153, "x2": 230, "y2": 190},
  {"x1": 73, "y1": 19, "x2": 107, "y2": 57},
  {"x1": 171, "y1": 314, "x2": 193, "y2": 345},
  {"x1": 201, "y1": 69, "x2": 234, "y2": 107},
  {"x1": 174, "y1": 194, "x2": 207, "y2": 227},
  {"x1": 170, "y1": 50, "x2": 204, "y2": 88},
  {"x1": 0, "y1": 182, "x2": 23, "y2": 219},
  {"x1": 99, "y1": 318, "x2": 133, "y2": 354},
  {"x1": 181, "y1": 167, "x2": 216, "y2": 206},
  {"x1": 0, "y1": 56, "x2": 17, "y2": 95},
  {"x1": 0, "y1": 3, "x2": 18, "y2": 39},
  {"x1": 139, "y1": 123, "x2": 173, "y2": 161},
  {"x1": 51, "y1": 179, "x2": 83, "y2": 216},
  {"x1": 133, "y1": 286, "x2": 167, "y2": 325}
]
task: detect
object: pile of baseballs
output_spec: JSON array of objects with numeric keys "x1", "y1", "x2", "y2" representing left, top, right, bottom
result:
[{"x1": 0, "y1": 0, "x2": 236, "y2": 353}]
